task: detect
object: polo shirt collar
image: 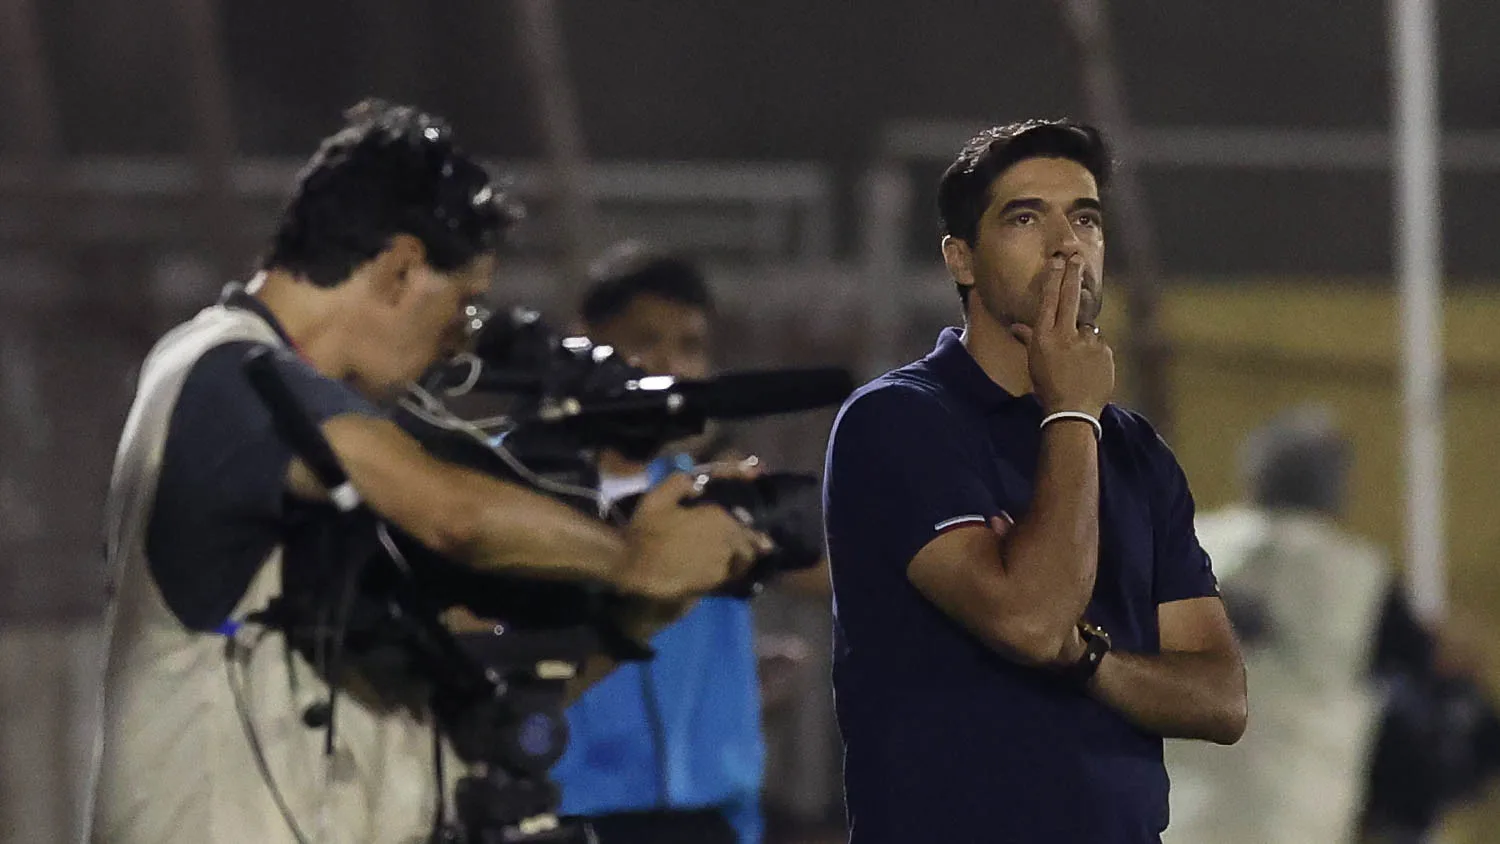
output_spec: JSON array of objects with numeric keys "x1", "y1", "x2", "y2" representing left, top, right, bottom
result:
[
  {"x1": 218, "y1": 281, "x2": 296, "y2": 349},
  {"x1": 923, "y1": 326, "x2": 1029, "y2": 413}
]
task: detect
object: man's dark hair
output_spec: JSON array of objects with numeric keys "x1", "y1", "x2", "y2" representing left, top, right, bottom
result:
[
  {"x1": 579, "y1": 242, "x2": 714, "y2": 326},
  {"x1": 938, "y1": 119, "x2": 1113, "y2": 306},
  {"x1": 261, "y1": 99, "x2": 521, "y2": 288}
]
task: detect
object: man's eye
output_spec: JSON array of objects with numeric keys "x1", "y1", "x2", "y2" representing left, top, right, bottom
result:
[
  {"x1": 1076, "y1": 214, "x2": 1102, "y2": 229},
  {"x1": 1010, "y1": 212, "x2": 1036, "y2": 226}
]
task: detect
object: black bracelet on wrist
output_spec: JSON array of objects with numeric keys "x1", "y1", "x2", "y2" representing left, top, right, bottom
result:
[{"x1": 1064, "y1": 621, "x2": 1112, "y2": 688}]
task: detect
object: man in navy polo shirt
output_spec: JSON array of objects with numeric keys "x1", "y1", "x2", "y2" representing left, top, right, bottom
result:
[{"x1": 823, "y1": 119, "x2": 1248, "y2": 843}]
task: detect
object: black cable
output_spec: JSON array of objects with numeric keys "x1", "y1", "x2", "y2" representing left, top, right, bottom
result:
[
  {"x1": 322, "y1": 516, "x2": 368, "y2": 758},
  {"x1": 313, "y1": 526, "x2": 334, "y2": 756},
  {"x1": 224, "y1": 632, "x2": 312, "y2": 844},
  {"x1": 431, "y1": 713, "x2": 449, "y2": 840}
]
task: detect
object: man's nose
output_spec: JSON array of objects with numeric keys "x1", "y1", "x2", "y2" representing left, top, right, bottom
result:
[{"x1": 1049, "y1": 220, "x2": 1083, "y2": 255}]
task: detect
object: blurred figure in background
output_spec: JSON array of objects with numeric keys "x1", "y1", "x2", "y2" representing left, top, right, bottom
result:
[
  {"x1": 1359, "y1": 541, "x2": 1500, "y2": 836},
  {"x1": 1164, "y1": 406, "x2": 1391, "y2": 843},
  {"x1": 553, "y1": 244, "x2": 824, "y2": 844},
  {"x1": 1165, "y1": 405, "x2": 1500, "y2": 844}
]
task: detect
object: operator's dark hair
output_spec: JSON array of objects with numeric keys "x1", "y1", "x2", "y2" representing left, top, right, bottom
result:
[
  {"x1": 260, "y1": 98, "x2": 521, "y2": 287},
  {"x1": 938, "y1": 119, "x2": 1113, "y2": 307},
  {"x1": 578, "y1": 242, "x2": 715, "y2": 326}
]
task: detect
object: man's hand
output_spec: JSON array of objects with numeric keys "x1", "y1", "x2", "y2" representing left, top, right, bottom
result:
[
  {"x1": 616, "y1": 460, "x2": 774, "y2": 600},
  {"x1": 1009, "y1": 253, "x2": 1115, "y2": 417}
]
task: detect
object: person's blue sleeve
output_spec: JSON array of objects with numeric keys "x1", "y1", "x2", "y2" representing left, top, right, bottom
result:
[
  {"x1": 1146, "y1": 431, "x2": 1221, "y2": 604},
  {"x1": 823, "y1": 382, "x2": 1003, "y2": 578}
]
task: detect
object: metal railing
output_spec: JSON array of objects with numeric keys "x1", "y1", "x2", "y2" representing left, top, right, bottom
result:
[{"x1": 0, "y1": 157, "x2": 835, "y2": 263}]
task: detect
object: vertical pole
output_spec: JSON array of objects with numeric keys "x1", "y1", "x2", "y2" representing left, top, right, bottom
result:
[
  {"x1": 0, "y1": 0, "x2": 64, "y2": 246},
  {"x1": 1056, "y1": 0, "x2": 1171, "y2": 430},
  {"x1": 173, "y1": 0, "x2": 241, "y2": 286},
  {"x1": 511, "y1": 0, "x2": 596, "y2": 297},
  {"x1": 1389, "y1": 0, "x2": 1447, "y2": 623}
]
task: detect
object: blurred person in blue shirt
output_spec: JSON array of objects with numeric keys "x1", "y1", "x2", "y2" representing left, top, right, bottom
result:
[{"x1": 553, "y1": 245, "x2": 779, "y2": 844}]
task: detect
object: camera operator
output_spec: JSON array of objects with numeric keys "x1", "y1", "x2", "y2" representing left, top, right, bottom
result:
[
  {"x1": 547, "y1": 246, "x2": 801, "y2": 844},
  {"x1": 87, "y1": 100, "x2": 769, "y2": 844}
]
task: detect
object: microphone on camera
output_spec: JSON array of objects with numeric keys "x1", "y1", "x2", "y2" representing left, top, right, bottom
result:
[
  {"x1": 669, "y1": 368, "x2": 856, "y2": 419},
  {"x1": 530, "y1": 367, "x2": 856, "y2": 424}
]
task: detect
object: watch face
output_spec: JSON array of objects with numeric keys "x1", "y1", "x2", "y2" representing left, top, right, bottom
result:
[{"x1": 1081, "y1": 621, "x2": 1111, "y2": 646}]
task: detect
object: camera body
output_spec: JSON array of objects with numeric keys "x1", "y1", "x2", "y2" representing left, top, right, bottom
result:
[{"x1": 271, "y1": 305, "x2": 849, "y2": 842}]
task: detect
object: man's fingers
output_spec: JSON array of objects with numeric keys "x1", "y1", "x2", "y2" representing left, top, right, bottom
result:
[
  {"x1": 727, "y1": 516, "x2": 773, "y2": 576},
  {"x1": 1058, "y1": 254, "x2": 1084, "y2": 331},
  {"x1": 639, "y1": 471, "x2": 696, "y2": 510},
  {"x1": 728, "y1": 529, "x2": 764, "y2": 577},
  {"x1": 1037, "y1": 256, "x2": 1066, "y2": 330},
  {"x1": 751, "y1": 528, "x2": 776, "y2": 556},
  {"x1": 1009, "y1": 323, "x2": 1035, "y2": 347},
  {"x1": 989, "y1": 512, "x2": 1015, "y2": 539},
  {"x1": 656, "y1": 471, "x2": 696, "y2": 496},
  {"x1": 695, "y1": 455, "x2": 764, "y2": 483}
]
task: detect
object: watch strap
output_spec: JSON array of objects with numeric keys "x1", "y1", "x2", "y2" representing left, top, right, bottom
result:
[{"x1": 1064, "y1": 623, "x2": 1111, "y2": 688}]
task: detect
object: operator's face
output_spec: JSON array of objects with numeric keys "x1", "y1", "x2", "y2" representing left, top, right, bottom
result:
[
  {"x1": 943, "y1": 156, "x2": 1105, "y2": 330},
  {"x1": 349, "y1": 239, "x2": 494, "y2": 399},
  {"x1": 586, "y1": 294, "x2": 712, "y2": 380}
]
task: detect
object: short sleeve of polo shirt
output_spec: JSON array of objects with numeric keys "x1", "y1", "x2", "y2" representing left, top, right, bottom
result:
[
  {"x1": 824, "y1": 382, "x2": 1004, "y2": 575},
  {"x1": 1147, "y1": 432, "x2": 1221, "y2": 604},
  {"x1": 145, "y1": 341, "x2": 383, "y2": 630}
]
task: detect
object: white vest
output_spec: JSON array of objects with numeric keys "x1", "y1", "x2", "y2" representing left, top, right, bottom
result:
[
  {"x1": 87, "y1": 303, "x2": 450, "y2": 844},
  {"x1": 1163, "y1": 506, "x2": 1391, "y2": 844}
]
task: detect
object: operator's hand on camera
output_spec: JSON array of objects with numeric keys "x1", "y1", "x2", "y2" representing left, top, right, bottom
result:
[
  {"x1": 1008, "y1": 254, "x2": 1114, "y2": 418},
  {"x1": 617, "y1": 457, "x2": 775, "y2": 601}
]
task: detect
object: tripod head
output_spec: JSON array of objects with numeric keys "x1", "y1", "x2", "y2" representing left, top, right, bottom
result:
[{"x1": 429, "y1": 628, "x2": 606, "y2": 844}]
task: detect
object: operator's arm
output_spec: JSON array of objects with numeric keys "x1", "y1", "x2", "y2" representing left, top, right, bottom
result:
[
  {"x1": 295, "y1": 414, "x2": 627, "y2": 583},
  {"x1": 294, "y1": 417, "x2": 765, "y2": 601},
  {"x1": 1076, "y1": 434, "x2": 1246, "y2": 743}
]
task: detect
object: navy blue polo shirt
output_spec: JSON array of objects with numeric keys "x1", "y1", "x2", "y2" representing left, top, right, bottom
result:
[{"x1": 823, "y1": 328, "x2": 1218, "y2": 843}]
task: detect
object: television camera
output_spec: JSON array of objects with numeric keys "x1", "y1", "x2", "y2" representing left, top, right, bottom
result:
[{"x1": 244, "y1": 305, "x2": 853, "y2": 843}]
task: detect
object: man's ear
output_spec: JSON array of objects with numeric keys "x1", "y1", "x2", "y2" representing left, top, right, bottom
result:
[
  {"x1": 368, "y1": 234, "x2": 427, "y2": 305},
  {"x1": 941, "y1": 235, "x2": 976, "y2": 297}
]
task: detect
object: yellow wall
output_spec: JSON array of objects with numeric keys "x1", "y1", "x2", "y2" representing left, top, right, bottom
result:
[
  {"x1": 1158, "y1": 282, "x2": 1500, "y2": 615},
  {"x1": 1148, "y1": 281, "x2": 1500, "y2": 839}
]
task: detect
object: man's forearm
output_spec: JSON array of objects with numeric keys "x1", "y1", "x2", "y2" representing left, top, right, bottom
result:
[
  {"x1": 998, "y1": 422, "x2": 1100, "y2": 646},
  {"x1": 1088, "y1": 649, "x2": 1247, "y2": 744},
  {"x1": 455, "y1": 473, "x2": 627, "y2": 583},
  {"x1": 319, "y1": 415, "x2": 629, "y2": 583}
]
